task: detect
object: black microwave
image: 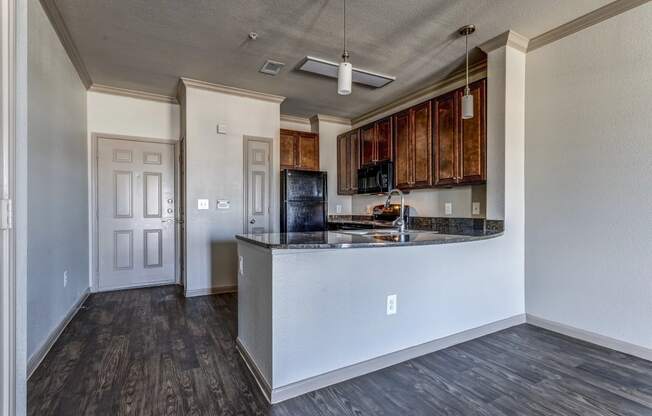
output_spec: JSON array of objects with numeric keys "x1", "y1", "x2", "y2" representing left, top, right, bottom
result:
[{"x1": 357, "y1": 161, "x2": 393, "y2": 194}]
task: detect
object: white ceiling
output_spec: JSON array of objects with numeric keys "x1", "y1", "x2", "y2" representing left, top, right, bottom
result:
[{"x1": 54, "y1": 0, "x2": 612, "y2": 118}]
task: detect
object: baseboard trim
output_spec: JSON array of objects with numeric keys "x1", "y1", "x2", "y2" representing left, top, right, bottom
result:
[
  {"x1": 236, "y1": 338, "x2": 273, "y2": 402},
  {"x1": 184, "y1": 285, "x2": 238, "y2": 298},
  {"x1": 27, "y1": 287, "x2": 91, "y2": 379},
  {"x1": 526, "y1": 314, "x2": 652, "y2": 361},
  {"x1": 240, "y1": 313, "x2": 526, "y2": 404}
]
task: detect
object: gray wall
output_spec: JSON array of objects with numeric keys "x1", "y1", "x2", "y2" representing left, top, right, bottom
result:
[
  {"x1": 27, "y1": 0, "x2": 89, "y2": 359},
  {"x1": 525, "y1": 4, "x2": 652, "y2": 349}
]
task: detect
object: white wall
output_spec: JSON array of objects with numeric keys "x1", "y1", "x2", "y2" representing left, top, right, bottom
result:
[
  {"x1": 313, "y1": 118, "x2": 352, "y2": 215},
  {"x1": 351, "y1": 185, "x2": 486, "y2": 217},
  {"x1": 184, "y1": 86, "x2": 280, "y2": 293},
  {"x1": 87, "y1": 91, "x2": 180, "y2": 140},
  {"x1": 525, "y1": 4, "x2": 652, "y2": 350},
  {"x1": 26, "y1": 0, "x2": 88, "y2": 360}
]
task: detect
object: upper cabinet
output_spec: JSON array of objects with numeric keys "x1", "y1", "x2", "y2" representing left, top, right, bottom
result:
[
  {"x1": 360, "y1": 117, "x2": 392, "y2": 166},
  {"x1": 394, "y1": 101, "x2": 432, "y2": 189},
  {"x1": 280, "y1": 129, "x2": 320, "y2": 171},
  {"x1": 335, "y1": 78, "x2": 487, "y2": 193},
  {"x1": 337, "y1": 129, "x2": 359, "y2": 195},
  {"x1": 434, "y1": 79, "x2": 486, "y2": 186}
]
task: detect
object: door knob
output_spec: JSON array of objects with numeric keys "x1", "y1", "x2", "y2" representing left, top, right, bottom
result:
[{"x1": 249, "y1": 218, "x2": 256, "y2": 224}]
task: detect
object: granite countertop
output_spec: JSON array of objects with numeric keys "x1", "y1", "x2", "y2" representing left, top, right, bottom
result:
[{"x1": 235, "y1": 229, "x2": 503, "y2": 250}]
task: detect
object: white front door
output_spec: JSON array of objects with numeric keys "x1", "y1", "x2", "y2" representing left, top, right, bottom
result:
[
  {"x1": 245, "y1": 138, "x2": 271, "y2": 234},
  {"x1": 97, "y1": 138, "x2": 176, "y2": 290}
]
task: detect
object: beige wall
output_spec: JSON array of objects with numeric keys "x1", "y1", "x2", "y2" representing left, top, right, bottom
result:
[
  {"x1": 525, "y1": 4, "x2": 652, "y2": 350},
  {"x1": 183, "y1": 86, "x2": 280, "y2": 293}
]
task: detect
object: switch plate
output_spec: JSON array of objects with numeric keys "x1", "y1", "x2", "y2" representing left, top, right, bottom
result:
[
  {"x1": 445, "y1": 202, "x2": 453, "y2": 215},
  {"x1": 239, "y1": 256, "x2": 244, "y2": 275},
  {"x1": 472, "y1": 202, "x2": 481, "y2": 215},
  {"x1": 217, "y1": 124, "x2": 227, "y2": 134},
  {"x1": 217, "y1": 200, "x2": 230, "y2": 210},
  {"x1": 386, "y1": 294, "x2": 397, "y2": 315},
  {"x1": 197, "y1": 199, "x2": 210, "y2": 210},
  {"x1": 336, "y1": 204, "x2": 342, "y2": 214},
  {"x1": 63, "y1": 270, "x2": 68, "y2": 287}
]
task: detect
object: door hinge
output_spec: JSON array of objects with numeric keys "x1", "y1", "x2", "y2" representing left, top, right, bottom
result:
[{"x1": 0, "y1": 199, "x2": 12, "y2": 230}]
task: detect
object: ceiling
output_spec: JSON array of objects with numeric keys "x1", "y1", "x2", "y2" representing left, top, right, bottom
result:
[{"x1": 54, "y1": 0, "x2": 612, "y2": 118}]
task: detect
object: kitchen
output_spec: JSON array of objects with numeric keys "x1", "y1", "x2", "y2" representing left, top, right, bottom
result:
[{"x1": 15, "y1": 0, "x2": 652, "y2": 415}]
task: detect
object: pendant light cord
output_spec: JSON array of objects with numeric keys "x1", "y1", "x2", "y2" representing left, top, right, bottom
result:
[
  {"x1": 343, "y1": 0, "x2": 347, "y2": 60},
  {"x1": 465, "y1": 32, "x2": 469, "y2": 93}
]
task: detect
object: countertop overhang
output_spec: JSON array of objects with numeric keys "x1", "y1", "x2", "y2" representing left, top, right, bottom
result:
[{"x1": 235, "y1": 229, "x2": 503, "y2": 250}]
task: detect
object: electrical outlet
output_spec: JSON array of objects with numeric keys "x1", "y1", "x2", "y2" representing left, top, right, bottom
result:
[
  {"x1": 197, "y1": 199, "x2": 209, "y2": 210},
  {"x1": 63, "y1": 270, "x2": 68, "y2": 287},
  {"x1": 445, "y1": 202, "x2": 453, "y2": 215},
  {"x1": 386, "y1": 294, "x2": 397, "y2": 315},
  {"x1": 239, "y1": 256, "x2": 244, "y2": 275},
  {"x1": 472, "y1": 202, "x2": 481, "y2": 215},
  {"x1": 367, "y1": 205, "x2": 373, "y2": 214},
  {"x1": 336, "y1": 204, "x2": 342, "y2": 214},
  {"x1": 216, "y1": 124, "x2": 227, "y2": 134}
]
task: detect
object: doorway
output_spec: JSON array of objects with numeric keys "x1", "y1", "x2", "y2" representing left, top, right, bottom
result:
[
  {"x1": 93, "y1": 135, "x2": 178, "y2": 291},
  {"x1": 243, "y1": 136, "x2": 272, "y2": 234}
]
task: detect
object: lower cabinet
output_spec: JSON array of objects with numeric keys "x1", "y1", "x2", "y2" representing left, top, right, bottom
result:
[{"x1": 337, "y1": 129, "x2": 359, "y2": 195}]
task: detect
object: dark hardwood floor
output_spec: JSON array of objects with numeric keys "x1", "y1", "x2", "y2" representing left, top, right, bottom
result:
[{"x1": 28, "y1": 285, "x2": 652, "y2": 415}]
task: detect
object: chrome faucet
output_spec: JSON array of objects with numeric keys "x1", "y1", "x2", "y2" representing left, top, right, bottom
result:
[{"x1": 384, "y1": 188, "x2": 406, "y2": 232}]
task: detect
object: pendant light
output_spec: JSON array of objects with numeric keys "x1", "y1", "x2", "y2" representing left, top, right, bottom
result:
[
  {"x1": 337, "y1": 0, "x2": 352, "y2": 95},
  {"x1": 459, "y1": 24, "x2": 475, "y2": 119}
]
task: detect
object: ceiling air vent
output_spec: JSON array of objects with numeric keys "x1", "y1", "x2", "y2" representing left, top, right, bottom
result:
[
  {"x1": 259, "y1": 60, "x2": 285, "y2": 76},
  {"x1": 297, "y1": 56, "x2": 395, "y2": 88}
]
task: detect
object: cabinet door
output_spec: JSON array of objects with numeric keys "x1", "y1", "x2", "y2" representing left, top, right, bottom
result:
[
  {"x1": 458, "y1": 79, "x2": 486, "y2": 184},
  {"x1": 360, "y1": 124, "x2": 376, "y2": 166},
  {"x1": 349, "y1": 129, "x2": 360, "y2": 193},
  {"x1": 412, "y1": 101, "x2": 432, "y2": 187},
  {"x1": 297, "y1": 132, "x2": 319, "y2": 171},
  {"x1": 393, "y1": 110, "x2": 411, "y2": 189},
  {"x1": 280, "y1": 129, "x2": 296, "y2": 170},
  {"x1": 337, "y1": 133, "x2": 350, "y2": 194},
  {"x1": 375, "y1": 117, "x2": 393, "y2": 162},
  {"x1": 433, "y1": 92, "x2": 458, "y2": 186}
]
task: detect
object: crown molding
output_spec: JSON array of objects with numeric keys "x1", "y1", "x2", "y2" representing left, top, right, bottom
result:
[
  {"x1": 39, "y1": 0, "x2": 92, "y2": 88},
  {"x1": 351, "y1": 60, "x2": 487, "y2": 127},
  {"x1": 180, "y1": 78, "x2": 285, "y2": 104},
  {"x1": 280, "y1": 114, "x2": 311, "y2": 125},
  {"x1": 89, "y1": 84, "x2": 178, "y2": 104},
  {"x1": 310, "y1": 114, "x2": 351, "y2": 126},
  {"x1": 479, "y1": 30, "x2": 529, "y2": 54},
  {"x1": 528, "y1": 0, "x2": 651, "y2": 52}
]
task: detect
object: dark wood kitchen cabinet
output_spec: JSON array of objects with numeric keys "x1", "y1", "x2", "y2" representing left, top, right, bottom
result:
[
  {"x1": 360, "y1": 117, "x2": 392, "y2": 166},
  {"x1": 433, "y1": 79, "x2": 486, "y2": 186},
  {"x1": 337, "y1": 129, "x2": 359, "y2": 195},
  {"x1": 280, "y1": 129, "x2": 319, "y2": 171},
  {"x1": 393, "y1": 101, "x2": 432, "y2": 189}
]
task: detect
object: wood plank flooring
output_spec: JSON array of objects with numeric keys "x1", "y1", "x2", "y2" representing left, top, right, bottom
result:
[{"x1": 28, "y1": 285, "x2": 652, "y2": 415}]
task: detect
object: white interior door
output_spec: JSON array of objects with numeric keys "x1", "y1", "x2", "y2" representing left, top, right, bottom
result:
[
  {"x1": 245, "y1": 138, "x2": 271, "y2": 234},
  {"x1": 97, "y1": 138, "x2": 175, "y2": 290}
]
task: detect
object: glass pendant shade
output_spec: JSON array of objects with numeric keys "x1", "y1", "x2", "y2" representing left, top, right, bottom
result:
[
  {"x1": 337, "y1": 61, "x2": 352, "y2": 95},
  {"x1": 462, "y1": 91, "x2": 474, "y2": 119}
]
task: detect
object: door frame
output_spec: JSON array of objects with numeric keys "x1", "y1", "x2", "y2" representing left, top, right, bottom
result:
[
  {"x1": 242, "y1": 136, "x2": 273, "y2": 233},
  {"x1": 1, "y1": 0, "x2": 25, "y2": 413},
  {"x1": 90, "y1": 132, "x2": 181, "y2": 292}
]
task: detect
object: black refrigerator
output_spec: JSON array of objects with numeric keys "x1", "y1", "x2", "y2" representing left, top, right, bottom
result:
[{"x1": 280, "y1": 170, "x2": 328, "y2": 232}]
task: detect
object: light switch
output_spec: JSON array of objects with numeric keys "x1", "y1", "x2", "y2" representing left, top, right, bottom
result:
[
  {"x1": 216, "y1": 124, "x2": 227, "y2": 134},
  {"x1": 472, "y1": 202, "x2": 481, "y2": 215},
  {"x1": 445, "y1": 202, "x2": 453, "y2": 215},
  {"x1": 336, "y1": 204, "x2": 342, "y2": 214},
  {"x1": 197, "y1": 199, "x2": 210, "y2": 210}
]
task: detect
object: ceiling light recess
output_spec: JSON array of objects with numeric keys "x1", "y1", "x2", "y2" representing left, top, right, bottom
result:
[
  {"x1": 259, "y1": 59, "x2": 285, "y2": 76},
  {"x1": 298, "y1": 56, "x2": 395, "y2": 89}
]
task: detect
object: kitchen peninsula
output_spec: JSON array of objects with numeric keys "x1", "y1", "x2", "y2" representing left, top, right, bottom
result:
[{"x1": 235, "y1": 222, "x2": 525, "y2": 404}]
